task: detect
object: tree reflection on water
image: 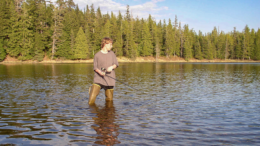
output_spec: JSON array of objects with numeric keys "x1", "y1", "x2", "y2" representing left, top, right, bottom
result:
[{"x1": 89, "y1": 101, "x2": 120, "y2": 145}]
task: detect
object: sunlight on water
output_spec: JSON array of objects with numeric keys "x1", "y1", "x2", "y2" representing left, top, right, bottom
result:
[{"x1": 0, "y1": 63, "x2": 260, "y2": 145}]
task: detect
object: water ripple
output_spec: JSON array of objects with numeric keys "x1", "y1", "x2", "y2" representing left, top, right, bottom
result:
[{"x1": 0, "y1": 63, "x2": 260, "y2": 145}]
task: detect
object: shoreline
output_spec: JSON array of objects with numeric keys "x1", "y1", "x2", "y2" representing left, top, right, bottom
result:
[{"x1": 1, "y1": 56, "x2": 260, "y2": 64}]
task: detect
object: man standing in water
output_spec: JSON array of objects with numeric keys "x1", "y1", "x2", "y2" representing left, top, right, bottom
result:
[{"x1": 88, "y1": 37, "x2": 119, "y2": 105}]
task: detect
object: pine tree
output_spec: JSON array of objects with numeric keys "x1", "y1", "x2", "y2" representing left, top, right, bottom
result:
[
  {"x1": 224, "y1": 34, "x2": 229, "y2": 60},
  {"x1": 113, "y1": 29, "x2": 123, "y2": 57},
  {"x1": 6, "y1": 1, "x2": 21, "y2": 57},
  {"x1": 70, "y1": 29, "x2": 75, "y2": 58},
  {"x1": 165, "y1": 19, "x2": 175, "y2": 57},
  {"x1": 153, "y1": 21, "x2": 160, "y2": 59},
  {"x1": 226, "y1": 33, "x2": 234, "y2": 60},
  {"x1": 67, "y1": 0, "x2": 75, "y2": 10},
  {"x1": 211, "y1": 27, "x2": 218, "y2": 59},
  {"x1": 91, "y1": 7, "x2": 103, "y2": 55},
  {"x1": 183, "y1": 38, "x2": 192, "y2": 61},
  {"x1": 113, "y1": 12, "x2": 123, "y2": 57},
  {"x1": 55, "y1": 30, "x2": 70, "y2": 59},
  {"x1": 56, "y1": 8, "x2": 72, "y2": 59},
  {"x1": 0, "y1": 0, "x2": 11, "y2": 42},
  {"x1": 194, "y1": 37, "x2": 203, "y2": 60},
  {"x1": 205, "y1": 34, "x2": 213, "y2": 60},
  {"x1": 235, "y1": 33, "x2": 243, "y2": 59},
  {"x1": 129, "y1": 16, "x2": 137, "y2": 59},
  {"x1": 179, "y1": 22, "x2": 184, "y2": 57},
  {"x1": 51, "y1": 2, "x2": 65, "y2": 60},
  {"x1": 44, "y1": 3, "x2": 54, "y2": 58},
  {"x1": 0, "y1": 39, "x2": 6, "y2": 61},
  {"x1": 173, "y1": 15, "x2": 180, "y2": 57},
  {"x1": 85, "y1": 5, "x2": 91, "y2": 26},
  {"x1": 89, "y1": 4, "x2": 96, "y2": 53},
  {"x1": 85, "y1": 24, "x2": 91, "y2": 56},
  {"x1": 249, "y1": 29, "x2": 255, "y2": 60},
  {"x1": 141, "y1": 21, "x2": 153, "y2": 56},
  {"x1": 148, "y1": 14, "x2": 154, "y2": 46},
  {"x1": 74, "y1": 27, "x2": 88, "y2": 59},
  {"x1": 183, "y1": 24, "x2": 192, "y2": 60},
  {"x1": 126, "y1": 5, "x2": 130, "y2": 22},
  {"x1": 110, "y1": 12, "x2": 117, "y2": 40},
  {"x1": 122, "y1": 19, "x2": 129, "y2": 57},
  {"x1": 255, "y1": 29, "x2": 260, "y2": 60},
  {"x1": 121, "y1": 5, "x2": 132, "y2": 57},
  {"x1": 156, "y1": 20, "x2": 163, "y2": 56},
  {"x1": 76, "y1": 5, "x2": 85, "y2": 29},
  {"x1": 19, "y1": 2, "x2": 34, "y2": 60},
  {"x1": 34, "y1": 0, "x2": 51, "y2": 61},
  {"x1": 242, "y1": 25, "x2": 250, "y2": 60},
  {"x1": 230, "y1": 27, "x2": 237, "y2": 59},
  {"x1": 102, "y1": 19, "x2": 111, "y2": 38},
  {"x1": 34, "y1": 31, "x2": 45, "y2": 61},
  {"x1": 217, "y1": 31, "x2": 226, "y2": 59}
]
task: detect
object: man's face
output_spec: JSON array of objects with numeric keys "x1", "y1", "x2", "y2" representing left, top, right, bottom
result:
[{"x1": 107, "y1": 43, "x2": 113, "y2": 51}]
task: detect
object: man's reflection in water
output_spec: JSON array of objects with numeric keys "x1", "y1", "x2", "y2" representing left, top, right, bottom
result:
[{"x1": 90, "y1": 101, "x2": 120, "y2": 145}]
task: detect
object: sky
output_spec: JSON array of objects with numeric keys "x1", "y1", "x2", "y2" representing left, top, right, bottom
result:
[{"x1": 50, "y1": 0, "x2": 260, "y2": 34}]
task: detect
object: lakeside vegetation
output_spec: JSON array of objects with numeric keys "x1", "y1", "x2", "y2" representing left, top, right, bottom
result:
[{"x1": 0, "y1": 0, "x2": 260, "y2": 63}]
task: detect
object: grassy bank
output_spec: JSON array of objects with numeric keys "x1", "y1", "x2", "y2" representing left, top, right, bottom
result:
[{"x1": 1, "y1": 55, "x2": 260, "y2": 64}]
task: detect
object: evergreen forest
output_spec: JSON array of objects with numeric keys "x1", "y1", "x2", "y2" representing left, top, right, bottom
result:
[{"x1": 0, "y1": 0, "x2": 260, "y2": 62}]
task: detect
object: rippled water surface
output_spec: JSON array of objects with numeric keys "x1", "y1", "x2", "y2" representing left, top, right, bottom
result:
[{"x1": 0, "y1": 63, "x2": 260, "y2": 145}]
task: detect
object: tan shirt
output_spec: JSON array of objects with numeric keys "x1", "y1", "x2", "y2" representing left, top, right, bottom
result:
[{"x1": 93, "y1": 51, "x2": 119, "y2": 86}]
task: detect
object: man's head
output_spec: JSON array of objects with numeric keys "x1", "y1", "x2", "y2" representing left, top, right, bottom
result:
[{"x1": 101, "y1": 37, "x2": 113, "y2": 50}]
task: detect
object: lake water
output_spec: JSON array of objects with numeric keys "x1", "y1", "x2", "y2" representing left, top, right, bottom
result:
[{"x1": 0, "y1": 63, "x2": 260, "y2": 145}]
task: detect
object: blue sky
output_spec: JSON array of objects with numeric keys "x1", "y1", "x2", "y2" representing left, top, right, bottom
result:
[{"x1": 51, "y1": 0, "x2": 260, "y2": 34}]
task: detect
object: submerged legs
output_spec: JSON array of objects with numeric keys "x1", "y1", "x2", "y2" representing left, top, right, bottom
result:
[
  {"x1": 105, "y1": 89, "x2": 114, "y2": 101},
  {"x1": 88, "y1": 84, "x2": 114, "y2": 105},
  {"x1": 88, "y1": 84, "x2": 101, "y2": 105}
]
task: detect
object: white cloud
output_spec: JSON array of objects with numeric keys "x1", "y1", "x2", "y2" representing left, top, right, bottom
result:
[
  {"x1": 130, "y1": 0, "x2": 168, "y2": 20},
  {"x1": 50, "y1": 0, "x2": 168, "y2": 20}
]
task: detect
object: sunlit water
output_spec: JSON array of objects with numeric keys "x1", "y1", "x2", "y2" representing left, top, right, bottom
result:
[{"x1": 0, "y1": 63, "x2": 260, "y2": 145}]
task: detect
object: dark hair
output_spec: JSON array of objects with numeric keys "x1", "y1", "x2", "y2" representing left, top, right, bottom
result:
[{"x1": 101, "y1": 37, "x2": 113, "y2": 48}]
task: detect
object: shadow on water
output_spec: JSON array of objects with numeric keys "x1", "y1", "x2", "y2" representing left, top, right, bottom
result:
[{"x1": 89, "y1": 101, "x2": 120, "y2": 145}]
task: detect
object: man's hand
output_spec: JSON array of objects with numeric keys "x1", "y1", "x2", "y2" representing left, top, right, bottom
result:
[
  {"x1": 95, "y1": 69, "x2": 105, "y2": 76},
  {"x1": 106, "y1": 65, "x2": 117, "y2": 72},
  {"x1": 100, "y1": 71, "x2": 105, "y2": 76},
  {"x1": 106, "y1": 66, "x2": 114, "y2": 72}
]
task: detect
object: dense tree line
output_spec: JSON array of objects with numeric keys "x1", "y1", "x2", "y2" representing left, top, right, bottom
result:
[{"x1": 0, "y1": 0, "x2": 260, "y2": 62}]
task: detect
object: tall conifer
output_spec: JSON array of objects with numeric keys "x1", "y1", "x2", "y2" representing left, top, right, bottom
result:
[
  {"x1": 211, "y1": 27, "x2": 218, "y2": 59},
  {"x1": 255, "y1": 29, "x2": 260, "y2": 60},
  {"x1": 183, "y1": 24, "x2": 192, "y2": 60},
  {"x1": 51, "y1": 2, "x2": 64, "y2": 60},
  {"x1": 165, "y1": 19, "x2": 174, "y2": 57},
  {"x1": 74, "y1": 27, "x2": 88, "y2": 59},
  {"x1": 194, "y1": 39, "x2": 203, "y2": 60},
  {"x1": 242, "y1": 25, "x2": 251, "y2": 60},
  {"x1": 0, "y1": 39, "x2": 6, "y2": 61},
  {"x1": 19, "y1": 2, "x2": 34, "y2": 60},
  {"x1": 249, "y1": 29, "x2": 255, "y2": 60},
  {"x1": 6, "y1": 1, "x2": 21, "y2": 57},
  {"x1": 141, "y1": 21, "x2": 153, "y2": 56},
  {"x1": 0, "y1": 0, "x2": 11, "y2": 43},
  {"x1": 174, "y1": 16, "x2": 180, "y2": 57},
  {"x1": 205, "y1": 34, "x2": 213, "y2": 60}
]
